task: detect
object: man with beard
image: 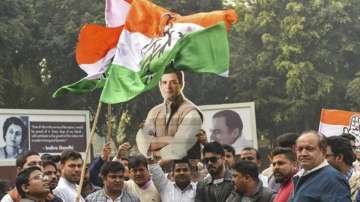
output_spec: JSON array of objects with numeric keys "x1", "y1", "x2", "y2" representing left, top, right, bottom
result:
[
  {"x1": 195, "y1": 142, "x2": 233, "y2": 202},
  {"x1": 288, "y1": 131, "x2": 351, "y2": 202},
  {"x1": 124, "y1": 155, "x2": 160, "y2": 202},
  {"x1": 53, "y1": 150, "x2": 84, "y2": 202},
  {"x1": 271, "y1": 147, "x2": 297, "y2": 202},
  {"x1": 43, "y1": 161, "x2": 63, "y2": 202},
  {"x1": 226, "y1": 160, "x2": 274, "y2": 202},
  {"x1": 148, "y1": 158, "x2": 196, "y2": 202},
  {"x1": 86, "y1": 161, "x2": 139, "y2": 202},
  {"x1": 15, "y1": 167, "x2": 50, "y2": 202}
]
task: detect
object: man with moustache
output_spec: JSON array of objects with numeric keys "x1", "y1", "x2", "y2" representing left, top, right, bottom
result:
[
  {"x1": 148, "y1": 158, "x2": 196, "y2": 202},
  {"x1": 288, "y1": 131, "x2": 351, "y2": 202},
  {"x1": 195, "y1": 142, "x2": 233, "y2": 202},
  {"x1": 85, "y1": 161, "x2": 139, "y2": 202},
  {"x1": 226, "y1": 160, "x2": 274, "y2": 202},
  {"x1": 271, "y1": 147, "x2": 297, "y2": 202},
  {"x1": 137, "y1": 68, "x2": 203, "y2": 160},
  {"x1": 124, "y1": 155, "x2": 160, "y2": 202},
  {"x1": 53, "y1": 150, "x2": 84, "y2": 202}
]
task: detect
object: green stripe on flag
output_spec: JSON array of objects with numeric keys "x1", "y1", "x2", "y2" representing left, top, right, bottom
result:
[
  {"x1": 52, "y1": 78, "x2": 105, "y2": 98},
  {"x1": 100, "y1": 22, "x2": 229, "y2": 104}
]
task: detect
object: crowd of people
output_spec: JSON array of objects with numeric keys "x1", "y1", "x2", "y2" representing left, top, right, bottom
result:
[
  {"x1": 1, "y1": 70, "x2": 360, "y2": 202},
  {"x1": 0, "y1": 130, "x2": 359, "y2": 202}
]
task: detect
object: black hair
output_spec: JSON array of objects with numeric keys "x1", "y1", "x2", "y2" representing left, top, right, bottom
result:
[
  {"x1": 212, "y1": 110, "x2": 243, "y2": 133},
  {"x1": 3, "y1": 117, "x2": 28, "y2": 152},
  {"x1": 223, "y1": 144, "x2": 235, "y2": 156},
  {"x1": 41, "y1": 154, "x2": 61, "y2": 163},
  {"x1": 326, "y1": 136, "x2": 356, "y2": 166},
  {"x1": 162, "y1": 64, "x2": 184, "y2": 86},
  {"x1": 42, "y1": 160, "x2": 57, "y2": 170},
  {"x1": 60, "y1": 150, "x2": 82, "y2": 165},
  {"x1": 100, "y1": 161, "x2": 125, "y2": 177},
  {"x1": 203, "y1": 141, "x2": 225, "y2": 156},
  {"x1": 16, "y1": 150, "x2": 40, "y2": 169},
  {"x1": 172, "y1": 158, "x2": 191, "y2": 171},
  {"x1": 341, "y1": 133, "x2": 356, "y2": 142},
  {"x1": 16, "y1": 166, "x2": 41, "y2": 197},
  {"x1": 241, "y1": 147, "x2": 261, "y2": 160},
  {"x1": 271, "y1": 147, "x2": 296, "y2": 162},
  {"x1": 276, "y1": 132, "x2": 299, "y2": 148},
  {"x1": 128, "y1": 155, "x2": 148, "y2": 170},
  {"x1": 232, "y1": 160, "x2": 258, "y2": 181}
]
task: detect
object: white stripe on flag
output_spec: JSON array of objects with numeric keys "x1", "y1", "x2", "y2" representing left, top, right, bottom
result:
[
  {"x1": 80, "y1": 48, "x2": 117, "y2": 79},
  {"x1": 318, "y1": 122, "x2": 346, "y2": 137},
  {"x1": 105, "y1": 0, "x2": 131, "y2": 27}
]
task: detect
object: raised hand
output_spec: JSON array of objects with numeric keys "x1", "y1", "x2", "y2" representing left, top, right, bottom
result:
[{"x1": 101, "y1": 142, "x2": 112, "y2": 161}]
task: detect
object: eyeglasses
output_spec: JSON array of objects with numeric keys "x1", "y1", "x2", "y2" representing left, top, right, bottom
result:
[
  {"x1": 202, "y1": 156, "x2": 219, "y2": 164},
  {"x1": 29, "y1": 174, "x2": 49, "y2": 181},
  {"x1": 241, "y1": 157, "x2": 255, "y2": 161}
]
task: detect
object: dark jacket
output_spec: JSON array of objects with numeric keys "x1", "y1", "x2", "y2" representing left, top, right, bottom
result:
[
  {"x1": 225, "y1": 181, "x2": 274, "y2": 202},
  {"x1": 289, "y1": 165, "x2": 351, "y2": 202},
  {"x1": 195, "y1": 168, "x2": 233, "y2": 202}
]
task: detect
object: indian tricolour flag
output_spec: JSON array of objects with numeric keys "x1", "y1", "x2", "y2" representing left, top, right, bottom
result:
[
  {"x1": 319, "y1": 108, "x2": 360, "y2": 145},
  {"x1": 100, "y1": 0, "x2": 237, "y2": 104},
  {"x1": 53, "y1": 0, "x2": 131, "y2": 97}
]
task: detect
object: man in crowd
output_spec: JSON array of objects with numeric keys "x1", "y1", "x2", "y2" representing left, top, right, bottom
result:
[
  {"x1": 1, "y1": 150, "x2": 43, "y2": 202},
  {"x1": 289, "y1": 130, "x2": 351, "y2": 202},
  {"x1": 86, "y1": 161, "x2": 139, "y2": 202},
  {"x1": 125, "y1": 155, "x2": 160, "y2": 202},
  {"x1": 240, "y1": 147, "x2": 268, "y2": 187},
  {"x1": 326, "y1": 136, "x2": 360, "y2": 201},
  {"x1": 271, "y1": 147, "x2": 297, "y2": 202},
  {"x1": 210, "y1": 110, "x2": 252, "y2": 154},
  {"x1": 262, "y1": 132, "x2": 299, "y2": 192},
  {"x1": 223, "y1": 144, "x2": 235, "y2": 169},
  {"x1": 226, "y1": 160, "x2": 274, "y2": 202},
  {"x1": 43, "y1": 161, "x2": 59, "y2": 192},
  {"x1": 15, "y1": 167, "x2": 51, "y2": 202},
  {"x1": 341, "y1": 133, "x2": 360, "y2": 172},
  {"x1": 137, "y1": 68, "x2": 203, "y2": 160},
  {"x1": 42, "y1": 160, "x2": 63, "y2": 202},
  {"x1": 53, "y1": 150, "x2": 84, "y2": 202},
  {"x1": 195, "y1": 142, "x2": 233, "y2": 202},
  {"x1": 148, "y1": 158, "x2": 196, "y2": 202},
  {"x1": 89, "y1": 142, "x2": 130, "y2": 187}
]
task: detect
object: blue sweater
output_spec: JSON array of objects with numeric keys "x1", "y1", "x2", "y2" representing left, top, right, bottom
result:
[{"x1": 289, "y1": 165, "x2": 351, "y2": 202}]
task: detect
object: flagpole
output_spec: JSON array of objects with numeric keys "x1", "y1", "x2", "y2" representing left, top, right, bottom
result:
[
  {"x1": 76, "y1": 101, "x2": 102, "y2": 202},
  {"x1": 107, "y1": 104, "x2": 112, "y2": 142}
]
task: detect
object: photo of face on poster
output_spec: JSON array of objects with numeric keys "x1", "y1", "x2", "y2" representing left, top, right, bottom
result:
[
  {"x1": 0, "y1": 116, "x2": 29, "y2": 159},
  {"x1": 200, "y1": 102, "x2": 257, "y2": 154}
]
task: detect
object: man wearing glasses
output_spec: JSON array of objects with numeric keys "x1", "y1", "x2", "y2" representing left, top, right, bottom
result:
[
  {"x1": 15, "y1": 166, "x2": 62, "y2": 202},
  {"x1": 1, "y1": 150, "x2": 43, "y2": 202},
  {"x1": 195, "y1": 142, "x2": 233, "y2": 202}
]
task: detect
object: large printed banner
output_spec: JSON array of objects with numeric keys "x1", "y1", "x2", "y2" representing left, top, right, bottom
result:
[
  {"x1": 319, "y1": 108, "x2": 360, "y2": 146},
  {"x1": 0, "y1": 109, "x2": 90, "y2": 166}
]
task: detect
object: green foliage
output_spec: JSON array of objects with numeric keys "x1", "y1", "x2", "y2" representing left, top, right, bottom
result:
[{"x1": 231, "y1": 0, "x2": 360, "y2": 138}]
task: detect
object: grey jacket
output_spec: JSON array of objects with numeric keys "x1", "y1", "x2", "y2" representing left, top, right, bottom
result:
[
  {"x1": 195, "y1": 169, "x2": 234, "y2": 202},
  {"x1": 226, "y1": 181, "x2": 274, "y2": 202}
]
